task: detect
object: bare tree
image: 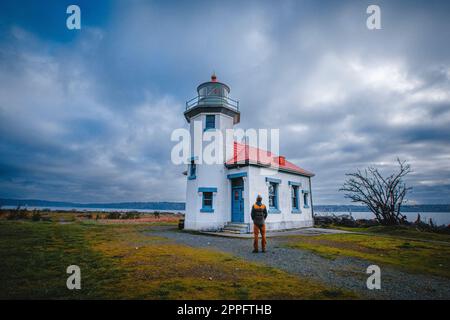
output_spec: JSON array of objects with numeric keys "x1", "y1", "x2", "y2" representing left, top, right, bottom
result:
[{"x1": 340, "y1": 159, "x2": 412, "y2": 225}]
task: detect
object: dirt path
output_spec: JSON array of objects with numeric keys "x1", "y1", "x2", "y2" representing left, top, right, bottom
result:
[{"x1": 147, "y1": 226, "x2": 450, "y2": 300}]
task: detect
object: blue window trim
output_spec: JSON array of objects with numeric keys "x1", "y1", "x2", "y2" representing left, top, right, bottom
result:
[
  {"x1": 288, "y1": 181, "x2": 302, "y2": 187},
  {"x1": 291, "y1": 185, "x2": 301, "y2": 213},
  {"x1": 205, "y1": 114, "x2": 215, "y2": 130},
  {"x1": 227, "y1": 172, "x2": 247, "y2": 179},
  {"x1": 302, "y1": 189, "x2": 310, "y2": 208},
  {"x1": 200, "y1": 188, "x2": 216, "y2": 213},
  {"x1": 266, "y1": 177, "x2": 281, "y2": 184},
  {"x1": 203, "y1": 128, "x2": 218, "y2": 132},
  {"x1": 189, "y1": 164, "x2": 195, "y2": 176},
  {"x1": 198, "y1": 187, "x2": 217, "y2": 193},
  {"x1": 188, "y1": 159, "x2": 196, "y2": 180},
  {"x1": 267, "y1": 180, "x2": 279, "y2": 212}
]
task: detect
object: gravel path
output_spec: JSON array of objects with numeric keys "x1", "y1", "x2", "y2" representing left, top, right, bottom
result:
[{"x1": 146, "y1": 226, "x2": 450, "y2": 299}]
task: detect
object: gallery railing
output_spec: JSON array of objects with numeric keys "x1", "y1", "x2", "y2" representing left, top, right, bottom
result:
[{"x1": 185, "y1": 95, "x2": 239, "y2": 111}]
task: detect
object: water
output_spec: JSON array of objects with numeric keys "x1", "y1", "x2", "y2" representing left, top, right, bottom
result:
[
  {"x1": 315, "y1": 211, "x2": 450, "y2": 226},
  {"x1": 1, "y1": 206, "x2": 185, "y2": 214}
]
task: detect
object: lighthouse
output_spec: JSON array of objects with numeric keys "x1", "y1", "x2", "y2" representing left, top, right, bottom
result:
[
  {"x1": 183, "y1": 75, "x2": 315, "y2": 233},
  {"x1": 184, "y1": 74, "x2": 241, "y2": 230}
]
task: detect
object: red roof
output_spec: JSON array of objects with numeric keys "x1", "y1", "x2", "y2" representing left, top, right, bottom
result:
[{"x1": 225, "y1": 142, "x2": 314, "y2": 177}]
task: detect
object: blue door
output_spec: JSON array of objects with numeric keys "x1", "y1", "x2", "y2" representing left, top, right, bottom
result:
[{"x1": 232, "y1": 187, "x2": 244, "y2": 222}]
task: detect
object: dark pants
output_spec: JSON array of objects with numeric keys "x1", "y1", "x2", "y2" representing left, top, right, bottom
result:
[{"x1": 253, "y1": 224, "x2": 266, "y2": 251}]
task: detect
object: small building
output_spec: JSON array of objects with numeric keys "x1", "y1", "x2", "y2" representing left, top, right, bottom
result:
[{"x1": 183, "y1": 75, "x2": 315, "y2": 233}]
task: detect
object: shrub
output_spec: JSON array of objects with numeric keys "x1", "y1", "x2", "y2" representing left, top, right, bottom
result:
[
  {"x1": 123, "y1": 212, "x2": 140, "y2": 219},
  {"x1": 31, "y1": 212, "x2": 42, "y2": 221},
  {"x1": 107, "y1": 212, "x2": 121, "y2": 219},
  {"x1": 7, "y1": 207, "x2": 29, "y2": 220}
]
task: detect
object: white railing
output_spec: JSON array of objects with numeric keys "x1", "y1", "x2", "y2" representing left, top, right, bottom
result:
[{"x1": 186, "y1": 95, "x2": 239, "y2": 111}]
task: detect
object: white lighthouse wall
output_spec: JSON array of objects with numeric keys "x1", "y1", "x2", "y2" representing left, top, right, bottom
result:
[
  {"x1": 247, "y1": 166, "x2": 314, "y2": 231},
  {"x1": 183, "y1": 111, "x2": 314, "y2": 232},
  {"x1": 184, "y1": 112, "x2": 237, "y2": 231},
  {"x1": 184, "y1": 163, "x2": 229, "y2": 231}
]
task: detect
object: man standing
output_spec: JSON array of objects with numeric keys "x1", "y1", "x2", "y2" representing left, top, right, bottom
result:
[{"x1": 251, "y1": 195, "x2": 268, "y2": 253}]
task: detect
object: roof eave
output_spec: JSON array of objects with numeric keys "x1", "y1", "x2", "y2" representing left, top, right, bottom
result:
[{"x1": 225, "y1": 161, "x2": 315, "y2": 178}]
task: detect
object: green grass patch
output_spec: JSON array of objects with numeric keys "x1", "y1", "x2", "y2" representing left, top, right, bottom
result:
[
  {"x1": 324, "y1": 224, "x2": 450, "y2": 243},
  {"x1": 0, "y1": 221, "x2": 127, "y2": 299},
  {"x1": 0, "y1": 220, "x2": 356, "y2": 299},
  {"x1": 286, "y1": 233, "x2": 450, "y2": 278}
]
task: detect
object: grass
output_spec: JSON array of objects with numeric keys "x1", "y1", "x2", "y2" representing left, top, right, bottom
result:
[
  {"x1": 323, "y1": 224, "x2": 450, "y2": 243},
  {"x1": 360, "y1": 225, "x2": 450, "y2": 242},
  {"x1": 286, "y1": 232, "x2": 450, "y2": 278},
  {"x1": 0, "y1": 217, "x2": 355, "y2": 299}
]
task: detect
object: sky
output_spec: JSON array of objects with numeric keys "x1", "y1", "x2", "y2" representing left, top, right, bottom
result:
[{"x1": 0, "y1": 0, "x2": 449, "y2": 204}]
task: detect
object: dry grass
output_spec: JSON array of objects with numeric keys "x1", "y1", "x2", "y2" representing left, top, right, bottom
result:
[{"x1": 0, "y1": 219, "x2": 356, "y2": 299}]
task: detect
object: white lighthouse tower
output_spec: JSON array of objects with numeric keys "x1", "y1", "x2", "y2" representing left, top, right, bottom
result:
[{"x1": 183, "y1": 74, "x2": 241, "y2": 231}]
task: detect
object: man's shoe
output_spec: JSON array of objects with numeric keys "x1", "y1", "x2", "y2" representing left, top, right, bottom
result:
[
  {"x1": 261, "y1": 249, "x2": 266, "y2": 253},
  {"x1": 252, "y1": 249, "x2": 258, "y2": 253}
]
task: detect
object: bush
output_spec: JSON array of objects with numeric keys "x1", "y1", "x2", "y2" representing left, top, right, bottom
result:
[
  {"x1": 103, "y1": 212, "x2": 142, "y2": 220},
  {"x1": 355, "y1": 219, "x2": 379, "y2": 228},
  {"x1": 7, "y1": 207, "x2": 29, "y2": 220},
  {"x1": 314, "y1": 214, "x2": 360, "y2": 228},
  {"x1": 107, "y1": 212, "x2": 122, "y2": 219},
  {"x1": 123, "y1": 212, "x2": 140, "y2": 219},
  {"x1": 31, "y1": 212, "x2": 42, "y2": 221},
  {"x1": 414, "y1": 220, "x2": 450, "y2": 235}
]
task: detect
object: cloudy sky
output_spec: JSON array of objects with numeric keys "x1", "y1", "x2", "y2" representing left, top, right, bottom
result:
[{"x1": 0, "y1": 0, "x2": 449, "y2": 204}]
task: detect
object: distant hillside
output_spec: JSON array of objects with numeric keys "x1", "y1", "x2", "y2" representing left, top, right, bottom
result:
[
  {"x1": 314, "y1": 204, "x2": 450, "y2": 213},
  {"x1": 1, "y1": 198, "x2": 448, "y2": 213},
  {"x1": 0, "y1": 198, "x2": 185, "y2": 211}
]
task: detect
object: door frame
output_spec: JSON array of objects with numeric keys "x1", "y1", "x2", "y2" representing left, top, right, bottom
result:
[{"x1": 231, "y1": 179, "x2": 244, "y2": 223}]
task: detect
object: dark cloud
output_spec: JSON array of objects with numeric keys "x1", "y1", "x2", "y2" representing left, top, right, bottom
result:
[{"x1": 0, "y1": 0, "x2": 449, "y2": 204}]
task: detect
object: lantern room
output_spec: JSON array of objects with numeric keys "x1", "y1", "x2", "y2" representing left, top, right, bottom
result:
[{"x1": 184, "y1": 74, "x2": 240, "y2": 124}]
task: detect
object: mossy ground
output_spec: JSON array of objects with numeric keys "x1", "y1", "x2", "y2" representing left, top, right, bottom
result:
[
  {"x1": 0, "y1": 216, "x2": 355, "y2": 299},
  {"x1": 324, "y1": 224, "x2": 450, "y2": 243},
  {"x1": 286, "y1": 231, "x2": 450, "y2": 278}
]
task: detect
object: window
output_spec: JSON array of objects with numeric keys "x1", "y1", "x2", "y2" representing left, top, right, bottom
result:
[
  {"x1": 203, "y1": 192, "x2": 212, "y2": 207},
  {"x1": 266, "y1": 177, "x2": 281, "y2": 213},
  {"x1": 268, "y1": 182, "x2": 278, "y2": 209},
  {"x1": 202, "y1": 192, "x2": 213, "y2": 212},
  {"x1": 209, "y1": 87, "x2": 220, "y2": 96},
  {"x1": 205, "y1": 115, "x2": 215, "y2": 130},
  {"x1": 291, "y1": 185, "x2": 299, "y2": 211},
  {"x1": 199, "y1": 187, "x2": 216, "y2": 212},
  {"x1": 188, "y1": 160, "x2": 196, "y2": 179},
  {"x1": 199, "y1": 87, "x2": 207, "y2": 97},
  {"x1": 303, "y1": 192, "x2": 309, "y2": 208}
]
